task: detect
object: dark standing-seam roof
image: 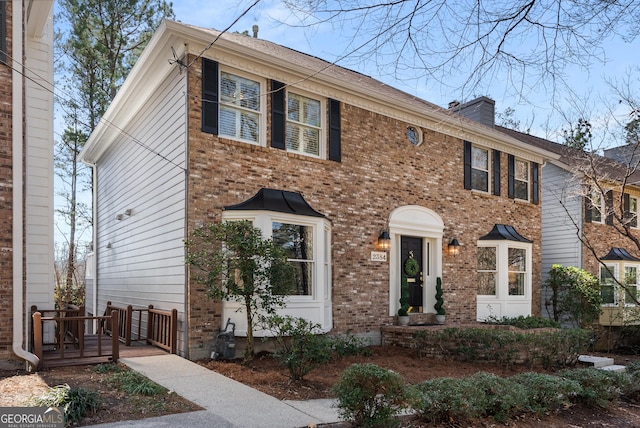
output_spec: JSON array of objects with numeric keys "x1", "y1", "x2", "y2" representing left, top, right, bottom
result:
[
  {"x1": 224, "y1": 188, "x2": 326, "y2": 218},
  {"x1": 601, "y1": 247, "x2": 640, "y2": 261},
  {"x1": 479, "y1": 224, "x2": 533, "y2": 243}
]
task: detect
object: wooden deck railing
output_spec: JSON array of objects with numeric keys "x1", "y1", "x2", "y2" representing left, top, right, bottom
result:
[
  {"x1": 147, "y1": 306, "x2": 178, "y2": 354},
  {"x1": 32, "y1": 310, "x2": 119, "y2": 369},
  {"x1": 103, "y1": 302, "x2": 177, "y2": 353}
]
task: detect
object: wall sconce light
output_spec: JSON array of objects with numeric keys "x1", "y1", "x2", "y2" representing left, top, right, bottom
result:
[
  {"x1": 377, "y1": 230, "x2": 391, "y2": 251},
  {"x1": 447, "y1": 238, "x2": 460, "y2": 256}
]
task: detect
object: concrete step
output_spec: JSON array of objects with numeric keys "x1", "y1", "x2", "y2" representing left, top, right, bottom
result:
[
  {"x1": 578, "y1": 355, "x2": 615, "y2": 368},
  {"x1": 600, "y1": 364, "x2": 627, "y2": 373},
  {"x1": 578, "y1": 355, "x2": 627, "y2": 373}
]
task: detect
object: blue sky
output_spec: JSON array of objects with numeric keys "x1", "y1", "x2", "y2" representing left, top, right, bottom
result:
[{"x1": 172, "y1": 0, "x2": 640, "y2": 141}]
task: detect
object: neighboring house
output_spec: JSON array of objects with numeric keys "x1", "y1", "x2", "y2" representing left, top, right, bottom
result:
[
  {"x1": 80, "y1": 20, "x2": 557, "y2": 359},
  {"x1": 0, "y1": 0, "x2": 55, "y2": 369},
  {"x1": 494, "y1": 119, "x2": 640, "y2": 326}
]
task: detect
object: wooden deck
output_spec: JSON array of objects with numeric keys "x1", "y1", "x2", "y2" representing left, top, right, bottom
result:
[{"x1": 40, "y1": 336, "x2": 168, "y2": 368}]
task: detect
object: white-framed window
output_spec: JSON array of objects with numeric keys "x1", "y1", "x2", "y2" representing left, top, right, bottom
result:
[
  {"x1": 477, "y1": 246, "x2": 497, "y2": 295},
  {"x1": 286, "y1": 91, "x2": 323, "y2": 156},
  {"x1": 590, "y1": 190, "x2": 604, "y2": 223},
  {"x1": 219, "y1": 70, "x2": 264, "y2": 144},
  {"x1": 272, "y1": 222, "x2": 314, "y2": 296},
  {"x1": 629, "y1": 195, "x2": 638, "y2": 228},
  {"x1": 471, "y1": 145, "x2": 490, "y2": 192},
  {"x1": 476, "y1": 240, "x2": 532, "y2": 321},
  {"x1": 600, "y1": 264, "x2": 617, "y2": 304},
  {"x1": 624, "y1": 265, "x2": 639, "y2": 305},
  {"x1": 513, "y1": 158, "x2": 529, "y2": 201}
]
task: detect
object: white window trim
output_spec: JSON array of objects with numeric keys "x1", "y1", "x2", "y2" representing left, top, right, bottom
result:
[
  {"x1": 285, "y1": 87, "x2": 326, "y2": 159},
  {"x1": 471, "y1": 144, "x2": 491, "y2": 194},
  {"x1": 476, "y1": 240, "x2": 532, "y2": 321},
  {"x1": 219, "y1": 66, "x2": 267, "y2": 146},
  {"x1": 221, "y1": 210, "x2": 332, "y2": 335}
]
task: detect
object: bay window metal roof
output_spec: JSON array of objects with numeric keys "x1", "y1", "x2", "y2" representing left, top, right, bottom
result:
[
  {"x1": 478, "y1": 224, "x2": 532, "y2": 243},
  {"x1": 224, "y1": 188, "x2": 326, "y2": 218},
  {"x1": 601, "y1": 247, "x2": 640, "y2": 261}
]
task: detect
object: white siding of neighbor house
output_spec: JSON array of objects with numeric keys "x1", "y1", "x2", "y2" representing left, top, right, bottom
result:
[
  {"x1": 25, "y1": 16, "x2": 55, "y2": 321},
  {"x1": 540, "y1": 162, "x2": 583, "y2": 317},
  {"x1": 94, "y1": 67, "x2": 187, "y2": 355}
]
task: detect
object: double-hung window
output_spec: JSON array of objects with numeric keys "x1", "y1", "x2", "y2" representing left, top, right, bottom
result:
[
  {"x1": 286, "y1": 92, "x2": 322, "y2": 156},
  {"x1": 508, "y1": 248, "x2": 527, "y2": 295},
  {"x1": 471, "y1": 145, "x2": 490, "y2": 192},
  {"x1": 624, "y1": 266, "x2": 639, "y2": 305},
  {"x1": 627, "y1": 195, "x2": 638, "y2": 228},
  {"x1": 513, "y1": 159, "x2": 529, "y2": 201},
  {"x1": 589, "y1": 190, "x2": 604, "y2": 223},
  {"x1": 219, "y1": 71, "x2": 262, "y2": 144},
  {"x1": 477, "y1": 247, "x2": 497, "y2": 295},
  {"x1": 600, "y1": 265, "x2": 616, "y2": 304},
  {"x1": 272, "y1": 222, "x2": 314, "y2": 296}
]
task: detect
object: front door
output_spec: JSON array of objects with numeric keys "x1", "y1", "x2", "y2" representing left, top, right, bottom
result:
[{"x1": 401, "y1": 237, "x2": 423, "y2": 313}]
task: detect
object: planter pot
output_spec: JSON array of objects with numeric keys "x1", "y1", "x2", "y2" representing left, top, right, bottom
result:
[
  {"x1": 435, "y1": 314, "x2": 446, "y2": 324},
  {"x1": 398, "y1": 315, "x2": 410, "y2": 326}
]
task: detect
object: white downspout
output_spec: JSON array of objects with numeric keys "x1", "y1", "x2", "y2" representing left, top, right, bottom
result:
[
  {"x1": 12, "y1": 0, "x2": 39, "y2": 369},
  {"x1": 85, "y1": 160, "x2": 98, "y2": 329}
]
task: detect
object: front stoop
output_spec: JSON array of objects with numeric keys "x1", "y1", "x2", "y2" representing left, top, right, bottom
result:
[{"x1": 578, "y1": 355, "x2": 626, "y2": 372}]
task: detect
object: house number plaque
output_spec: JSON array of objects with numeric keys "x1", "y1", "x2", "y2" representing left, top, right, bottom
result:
[{"x1": 370, "y1": 251, "x2": 387, "y2": 262}]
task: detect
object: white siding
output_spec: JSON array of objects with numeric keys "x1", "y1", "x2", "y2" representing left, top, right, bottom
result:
[
  {"x1": 25, "y1": 14, "x2": 55, "y2": 316},
  {"x1": 94, "y1": 67, "x2": 188, "y2": 355},
  {"x1": 540, "y1": 163, "x2": 582, "y2": 316}
]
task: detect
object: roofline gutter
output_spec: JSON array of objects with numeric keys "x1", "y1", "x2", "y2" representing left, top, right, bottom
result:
[{"x1": 12, "y1": 0, "x2": 39, "y2": 370}]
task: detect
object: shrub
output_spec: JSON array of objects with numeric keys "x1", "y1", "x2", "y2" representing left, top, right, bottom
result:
[
  {"x1": 94, "y1": 363, "x2": 123, "y2": 374},
  {"x1": 29, "y1": 384, "x2": 100, "y2": 426},
  {"x1": 333, "y1": 363, "x2": 408, "y2": 428},
  {"x1": 557, "y1": 368, "x2": 629, "y2": 407},
  {"x1": 510, "y1": 372, "x2": 582, "y2": 415},
  {"x1": 485, "y1": 315, "x2": 560, "y2": 329},
  {"x1": 331, "y1": 333, "x2": 373, "y2": 357},
  {"x1": 544, "y1": 264, "x2": 602, "y2": 328},
  {"x1": 467, "y1": 372, "x2": 528, "y2": 423},
  {"x1": 264, "y1": 315, "x2": 334, "y2": 380},
  {"x1": 411, "y1": 377, "x2": 484, "y2": 423}
]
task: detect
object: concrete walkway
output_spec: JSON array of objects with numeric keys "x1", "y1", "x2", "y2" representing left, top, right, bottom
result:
[{"x1": 91, "y1": 354, "x2": 341, "y2": 428}]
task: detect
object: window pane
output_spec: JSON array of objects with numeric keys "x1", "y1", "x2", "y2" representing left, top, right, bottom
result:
[
  {"x1": 477, "y1": 272, "x2": 496, "y2": 295},
  {"x1": 303, "y1": 98, "x2": 321, "y2": 127},
  {"x1": 471, "y1": 170, "x2": 489, "y2": 192},
  {"x1": 625, "y1": 266, "x2": 638, "y2": 304},
  {"x1": 509, "y1": 272, "x2": 525, "y2": 295},
  {"x1": 240, "y1": 112, "x2": 259, "y2": 142},
  {"x1": 514, "y1": 180, "x2": 528, "y2": 200},
  {"x1": 515, "y1": 159, "x2": 528, "y2": 181},
  {"x1": 477, "y1": 247, "x2": 496, "y2": 270},
  {"x1": 286, "y1": 124, "x2": 301, "y2": 151},
  {"x1": 471, "y1": 146, "x2": 488, "y2": 170},
  {"x1": 288, "y1": 95, "x2": 300, "y2": 122},
  {"x1": 220, "y1": 106, "x2": 237, "y2": 136},
  {"x1": 220, "y1": 72, "x2": 260, "y2": 111},
  {"x1": 302, "y1": 128, "x2": 320, "y2": 155},
  {"x1": 508, "y1": 248, "x2": 526, "y2": 272},
  {"x1": 272, "y1": 223, "x2": 313, "y2": 260},
  {"x1": 591, "y1": 192, "x2": 603, "y2": 222},
  {"x1": 290, "y1": 261, "x2": 313, "y2": 296},
  {"x1": 631, "y1": 197, "x2": 638, "y2": 228}
]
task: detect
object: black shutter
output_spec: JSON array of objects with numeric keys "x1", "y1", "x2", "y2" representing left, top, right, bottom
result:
[
  {"x1": 271, "y1": 80, "x2": 286, "y2": 150},
  {"x1": 605, "y1": 190, "x2": 614, "y2": 225},
  {"x1": 0, "y1": 1, "x2": 6, "y2": 64},
  {"x1": 328, "y1": 99, "x2": 341, "y2": 162},
  {"x1": 201, "y1": 58, "x2": 219, "y2": 134},
  {"x1": 463, "y1": 141, "x2": 472, "y2": 190},
  {"x1": 493, "y1": 150, "x2": 501, "y2": 196},
  {"x1": 532, "y1": 162, "x2": 539, "y2": 204},
  {"x1": 624, "y1": 193, "x2": 630, "y2": 225},
  {"x1": 508, "y1": 154, "x2": 515, "y2": 199}
]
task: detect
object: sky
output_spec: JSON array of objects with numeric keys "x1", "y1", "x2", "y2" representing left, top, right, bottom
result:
[
  {"x1": 54, "y1": 0, "x2": 640, "y2": 250},
  {"x1": 171, "y1": 0, "x2": 640, "y2": 141}
]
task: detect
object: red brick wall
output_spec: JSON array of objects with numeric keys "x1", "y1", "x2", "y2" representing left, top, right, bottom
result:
[
  {"x1": 0, "y1": 0, "x2": 13, "y2": 362},
  {"x1": 184, "y1": 56, "x2": 542, "y2": 352}
]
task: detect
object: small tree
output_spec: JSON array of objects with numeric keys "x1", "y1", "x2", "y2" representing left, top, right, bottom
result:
[
  {"x1": 544, "y1": 264, "x2": 602, "y2": 328},
  {"x1": 185, "y1": 220, "x2": 295, "y2": 362}
]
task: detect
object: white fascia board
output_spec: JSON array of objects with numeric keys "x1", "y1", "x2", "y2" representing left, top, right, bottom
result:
[{"x1": 26, "y1": 0, "x2": 53, "y2": 38}]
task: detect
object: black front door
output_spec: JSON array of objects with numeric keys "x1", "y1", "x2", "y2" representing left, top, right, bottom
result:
[{"x1": 401, "y1": 236, "x2": 423, "y2": 312}]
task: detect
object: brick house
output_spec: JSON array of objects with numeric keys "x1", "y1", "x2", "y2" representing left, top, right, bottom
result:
[
  {"x1": 80, "y1": 20, "x2": 557, "y2": 359},
  {"x1": 0, "y1": 0, "x2": 55, "y2": 369}
]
